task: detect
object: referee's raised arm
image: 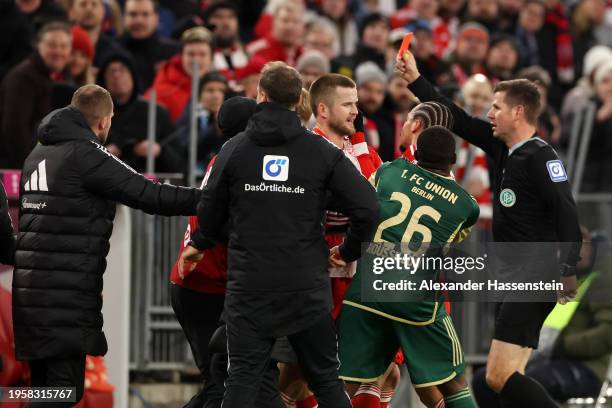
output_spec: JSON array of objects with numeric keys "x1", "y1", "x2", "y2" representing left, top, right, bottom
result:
[
  {"x1": 396, "y1": 49, "x2": 583, "y2": 408},
  {"x1": 395, "y1": 52, "x2": 506, "y2": 163}
]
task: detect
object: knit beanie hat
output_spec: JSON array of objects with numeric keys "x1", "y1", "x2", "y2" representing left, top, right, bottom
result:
[{"x1": 71, "y1": 25, "x2": 94, "y2": 59}]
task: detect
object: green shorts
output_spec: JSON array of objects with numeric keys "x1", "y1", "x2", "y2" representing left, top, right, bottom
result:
[{"x1": 338, "y1": 302, "x2": 465, "y2": 388}]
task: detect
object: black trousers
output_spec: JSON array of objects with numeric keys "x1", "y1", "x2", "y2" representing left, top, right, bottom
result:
[
  {"x1": 223, "y1": 314, "x2": 351, "y2": 408},
  {"x1": 170, "y1": 284, "x2": 225, "y2": 408},
  {"x1": 208, "y1": 325, "x2": 286, "y2": 408},
  {"x1": 27, "y1": 355, "x2": 86, "y2": 407}
]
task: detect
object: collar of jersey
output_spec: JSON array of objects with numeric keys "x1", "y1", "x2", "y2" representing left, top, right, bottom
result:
[{"x1": 508, "y1": 136, "x2": 544, "y2": 156}]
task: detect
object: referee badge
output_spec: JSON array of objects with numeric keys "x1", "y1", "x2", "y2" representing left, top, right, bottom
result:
[
  {"x1": 500, "y1": 188, "x2": 516, "y2": 207},
  {"x1": 546, "y1": 160, "x2": 568, "y2": 182}
]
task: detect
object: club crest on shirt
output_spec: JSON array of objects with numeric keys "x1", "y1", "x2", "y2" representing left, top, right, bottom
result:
[
  {"x1": 500, "y1": 188, "x2": 516, "y2": 207},
  {"x1": 546, "y1": 160, "x2": 568, "y2": 183}
]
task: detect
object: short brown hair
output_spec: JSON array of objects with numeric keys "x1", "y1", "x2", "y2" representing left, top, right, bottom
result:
[
  {"x1": 258, "y1": 61, "x2": 303, "y2": 109},
  {"x1": 37, "y1": 21, "x2": 71, "y2": 43},
  {"x1": 71, "y1": 85, "x2": 114, "y2": 127},
  {"x1": 494, "y1": 79, "x2": 541, "y2": 125},
  {"x1": 309, "y1": 73, "x2": 356, "y2": 117}
]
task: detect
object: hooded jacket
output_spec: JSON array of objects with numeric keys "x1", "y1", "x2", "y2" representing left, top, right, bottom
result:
[
  {"x1": 191, "y1": 102, "x2": 378, "y2": 336},
  {"x1": 97, "y1": 53, "x2": 183, "y2": 173},
  {"x1": 119, "y1": 32, "x2": 179, "y2": 90},
  {"x1": 12, "y1": 106, "x2": 200, "y2": 360}
]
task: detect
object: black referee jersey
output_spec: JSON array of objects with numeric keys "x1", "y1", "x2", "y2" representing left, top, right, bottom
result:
[{"x1": 408, "y1": 76, "x2": 581, "y2": 268}]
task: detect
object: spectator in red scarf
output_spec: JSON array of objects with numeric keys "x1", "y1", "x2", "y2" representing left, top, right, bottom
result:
[
  {"x1": 203, "y1": 1, "x2": 249, "y2": 85},
  {"x1": 537, "y1": 0, "x2": 574, "y2": 109}
]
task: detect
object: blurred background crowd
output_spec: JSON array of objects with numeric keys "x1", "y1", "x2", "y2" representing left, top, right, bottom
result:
[
  {"x1": 1, "y1": 1, "x2": 612, "y2": 406},
  {"x1": 0, "y1": 0, "x2": 612, "y2": 221}
]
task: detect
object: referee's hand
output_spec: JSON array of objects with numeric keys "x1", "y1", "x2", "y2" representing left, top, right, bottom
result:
[
  {"x1": 178, "y1": 245, "x2": 204, "y2": 280},
  {"x1": 557, "y1": 275, "x2": 578, "y2": 305},
  {"x1": 395, "y1": 50, "x2": 420, "y2": 85}
]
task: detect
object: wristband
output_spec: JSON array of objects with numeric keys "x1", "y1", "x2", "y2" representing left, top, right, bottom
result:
[{"x1": 560, "y1": 263, "x2": 576, "y2": 277}]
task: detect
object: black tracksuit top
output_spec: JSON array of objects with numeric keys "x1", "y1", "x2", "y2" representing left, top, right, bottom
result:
[{"x1": 191, "y1": 102, "x2": 379, "y2": 336}]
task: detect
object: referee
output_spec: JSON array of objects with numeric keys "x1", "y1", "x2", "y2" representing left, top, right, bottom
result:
[
  {"x1": 180, "y1": 62, "x2": 378, "y2": 407},
  {"x1": 396, "y1": 52, "x2": 581, "y2": 407}
]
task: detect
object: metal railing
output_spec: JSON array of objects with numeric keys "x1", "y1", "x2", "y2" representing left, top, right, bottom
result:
[{"x1": 129, "y1": 203, "x2": 192, "y2": 370}]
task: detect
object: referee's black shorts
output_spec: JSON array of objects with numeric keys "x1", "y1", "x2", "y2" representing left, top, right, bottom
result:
[{"x1": 493, "y1": 302, "x2": 556, "y2": 349}]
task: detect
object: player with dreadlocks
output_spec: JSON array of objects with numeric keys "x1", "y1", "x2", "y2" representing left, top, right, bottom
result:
[
  {"x1": 400, "y1": 101, "x2": 455, "y2": 164},
  {"x1": 333, "y1": 126, "x2": 480, "y2": 408},
  {"x1": 390, "y1": 101, "x2": 456, "y2": 408},
  {"x1": 338, "y1": 101, "x2": 459, "y2": 408}
]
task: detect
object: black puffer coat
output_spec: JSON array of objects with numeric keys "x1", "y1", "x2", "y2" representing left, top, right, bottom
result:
[{"x1": 13, "y1": 106, "x2": 200, "y2": 360}]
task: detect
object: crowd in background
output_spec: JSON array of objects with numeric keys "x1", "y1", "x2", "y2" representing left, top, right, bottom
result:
[{"x1": 1, "y1": 0, "x2": 612, "y2": 200}]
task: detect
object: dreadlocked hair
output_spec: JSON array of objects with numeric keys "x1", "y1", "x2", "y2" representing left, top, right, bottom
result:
[{"x1": 410, "y1": 101, "x2": 454, "y2": 130}]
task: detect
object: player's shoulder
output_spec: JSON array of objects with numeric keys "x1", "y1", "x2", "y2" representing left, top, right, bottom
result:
[
  {"x1": 304, "y1": 129, "x2": 345, "y2": 164},
  {"x1": 379, "y1": 157, "x2": 411, "y2": 174},
  {"x1": 523, "y1": 137, "x2": 556, "y2": 157},
  {"x1": 369, "y1": 158, "x2": 406, "y2": 186},
  {"x1": 524, "y1": 138, "x2": 570, "y2": 183},
  {"x1": 524, "y1": 137, "x2": 565, "y2": 166}
]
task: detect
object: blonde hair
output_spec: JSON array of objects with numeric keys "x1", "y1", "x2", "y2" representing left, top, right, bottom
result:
[
  {"x1": 297, "y1": 88, "x2": 312, "y2": 126},
  {"x1": 181, "y1": 27, "x2": 213, "y2": 48}
]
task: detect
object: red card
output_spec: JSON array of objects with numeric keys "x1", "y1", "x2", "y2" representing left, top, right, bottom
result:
[{"x1": 397, "y1": 32, "x2": 414, "y2": 59}]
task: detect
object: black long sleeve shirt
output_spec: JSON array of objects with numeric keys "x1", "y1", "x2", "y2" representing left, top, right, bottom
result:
[{"x1": 409, "y1": 76, "x2": 581, "y2": 267}]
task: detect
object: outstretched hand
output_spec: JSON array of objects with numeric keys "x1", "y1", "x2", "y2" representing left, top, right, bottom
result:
[{"x1": 395, "y1": 51, "x2": 420, "y2": 85}]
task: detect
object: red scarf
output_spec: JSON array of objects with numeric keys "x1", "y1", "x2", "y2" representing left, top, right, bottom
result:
[
  {"x1": 311, "y1": 127, "x2": 381, "y2": 179},
  {"x1": 402, "y1": 144, "x2": 417, "y2": 163},
  {"x1": 546, "y1": 3, "x2": 574, "y2": 84}
]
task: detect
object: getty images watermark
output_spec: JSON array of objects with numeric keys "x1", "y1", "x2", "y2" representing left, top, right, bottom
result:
[{"x1": 359, "y1": 241, "x2": 611, "y2": 303}]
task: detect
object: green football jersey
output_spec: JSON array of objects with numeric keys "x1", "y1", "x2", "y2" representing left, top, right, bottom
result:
[{"x1": 343, "y1": 158, "x2": 480, "y2": 325}]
